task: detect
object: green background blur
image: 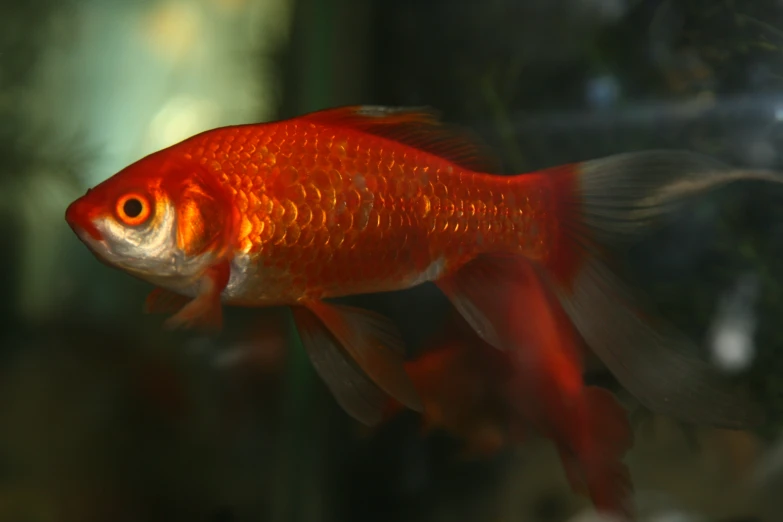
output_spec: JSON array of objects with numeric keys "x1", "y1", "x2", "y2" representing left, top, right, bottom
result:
[{"x1": 2, "y1": 0, "x2": 783, "y2": 521}]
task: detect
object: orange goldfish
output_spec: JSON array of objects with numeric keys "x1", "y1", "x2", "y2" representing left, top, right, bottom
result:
[
  {"x1": 383, "y1": 313, "x2": 516, "y2": 459},
  {"x1": 65, "y1": 105, "x2": 770, "y2": 440},
  {"x1": 386, "y1": 300, "x2": 634, "y2": 517}
]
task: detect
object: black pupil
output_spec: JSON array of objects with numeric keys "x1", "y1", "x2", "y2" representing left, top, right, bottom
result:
[{"x1": 123, "y1": 198, "x2": 143, "y2": 218}]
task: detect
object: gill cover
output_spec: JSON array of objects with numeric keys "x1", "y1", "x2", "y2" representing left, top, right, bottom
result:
[{"x1": 161, "y1": 164, "x2": 234, "y2": 258}]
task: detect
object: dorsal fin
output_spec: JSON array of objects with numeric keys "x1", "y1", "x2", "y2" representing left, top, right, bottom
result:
[{"x1": 300, "y1": 105, "x2": 504, "y2": 174}]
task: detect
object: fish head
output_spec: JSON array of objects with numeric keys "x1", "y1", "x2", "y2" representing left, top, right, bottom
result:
[{"x1": 65, "y1": 151, "x2": 233, "y2": 291}]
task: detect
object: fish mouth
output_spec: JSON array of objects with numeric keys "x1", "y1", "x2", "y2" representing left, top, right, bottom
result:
[
  {"x1": 64, "y1": 198, "x2": 116, "y2": 268},
  {"x1": 65, "y1": 198, "x2": 104, "y2": 241}
]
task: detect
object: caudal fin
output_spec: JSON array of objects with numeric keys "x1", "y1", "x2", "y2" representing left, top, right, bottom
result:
[{"x1": 538, "y1": 150, "x2": 776, "y2": 430}]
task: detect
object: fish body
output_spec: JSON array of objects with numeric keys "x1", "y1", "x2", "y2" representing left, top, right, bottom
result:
[
  {"x1": 70, "y1": 107, "x2": 552, "y2": 307},
  {"x1": 198, "y1": 117, "x2": 548, "y2": 305}
]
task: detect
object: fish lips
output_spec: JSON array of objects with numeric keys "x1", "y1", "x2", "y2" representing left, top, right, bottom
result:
[{"x1": 65, "y1": 196, "x2": 105, "y2": 242}]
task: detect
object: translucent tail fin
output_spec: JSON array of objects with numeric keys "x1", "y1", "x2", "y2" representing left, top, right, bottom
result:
[{"x1": 537, "y1": 150, "x2": 776, "y2": 429}]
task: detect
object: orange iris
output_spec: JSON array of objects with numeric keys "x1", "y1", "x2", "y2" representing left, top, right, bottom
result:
[{"x1": 116, "y1": 193, "x2": 152, "y2": 226}]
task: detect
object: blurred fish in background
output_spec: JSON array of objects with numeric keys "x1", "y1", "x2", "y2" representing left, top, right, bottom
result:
[
  {"x1": 383, "y1": 307, "x2": 634, "y2": 514},
  {"x1": 4, "y1": 0, "x2": 783, "y2": 521},
  {"x1": 380, "y1": 312, "x2": 515, "y2": 460}
]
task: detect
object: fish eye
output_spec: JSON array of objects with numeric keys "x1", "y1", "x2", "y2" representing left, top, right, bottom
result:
[
  {"x1": 124, "y1": 198, "x2": 142, "y2": 218},
  {"x1": 116, "y1": 193, "x2": 151, "y2": 226}
]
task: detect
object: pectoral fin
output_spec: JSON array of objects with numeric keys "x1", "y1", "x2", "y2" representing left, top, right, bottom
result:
[
  {"x1": 144, "y1": 288, "x2": 190, "y2": 315},
  {"x1": 162, "y1": 261, "x2": 231, "y2": 333}
]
